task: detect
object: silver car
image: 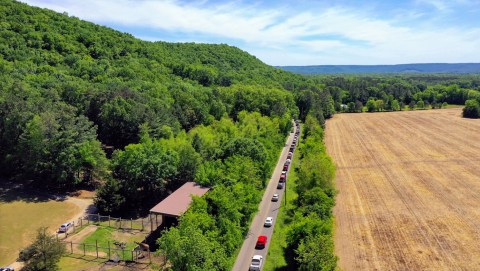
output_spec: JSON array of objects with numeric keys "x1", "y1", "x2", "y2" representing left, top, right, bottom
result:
[
  {"x1": 249, "y1": 255, "x2": 263, "y2": 271},
  {"x1": 264, "y1": 217, "x2": 273, "y2": 227},
  {"x1": 58, "y1": 222, "x2": 72, "y2": 233},
  {"x1": 272, "y1": 194, "x2": 279, "y2": 202}
]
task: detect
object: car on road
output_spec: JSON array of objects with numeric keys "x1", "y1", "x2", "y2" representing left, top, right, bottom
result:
[
  {"x1": 283, "y1": 164, "x2": 289, "y2": 171},
  {"x1": 58, "y1": 222, "x2": 72, "y2": 233},
  {"x1": 0, "y1": 267, "x2": 14, "y2": 271},
  {"x1": 255, "y1": 235, "x2": 267, "y2": 249},
  {"x1": 280, "y1": 172, "x2": 286, "y2": 182},
  {"x1": 285, "y1": 159, "x2": 291, "y2": 165},
  {"x1": 287, "y1": 152, "x2": 293, "y2": 159},
  {"x1": 277, "y1": 182, "x2": 284, "y2": 189},
  {"x1": 272, "y1": 193, "x2": 279, "y2": 201},
  {"x1": 264, "y1": 217, "x2": 273, "y2": 227},
  {"x1": 249, "y1": 255, "x2": 263, "y2": 271}
]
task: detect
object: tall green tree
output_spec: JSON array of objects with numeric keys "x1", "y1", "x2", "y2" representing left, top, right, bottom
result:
[
  {"x1": 366, "y1": 99, "x2": 377, "y2": 112},
  {"x1": 17, "y1": 106, "x2": 106, "y2": 188},
  {"x1": 463, "y1": 99, "x2": 480, "y2": 118},
  {"x1": 19, "y1": 227, "x2": 66, "y2": 271},
  {"x1": 416, "y1": 100, "x2": 425, "y2": 109},
  {"x1": 391, "y1": 100, "x2": 400, "y2": 111},
  {"x1": 296, "y1": 235, "x2": 337, "y2": 271}
]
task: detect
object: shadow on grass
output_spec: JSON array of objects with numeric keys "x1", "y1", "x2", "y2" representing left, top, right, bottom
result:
[
  {"x1": 273, "y1": 246, "x2": 296, "y2": 271},
  {"x1": 0, "y1": 179, "x2": 95, "y2": 203},
  {"x1": 63, "y1": 254, "x2": 152, "y2": 270},
  {"x1": 63, "y1": 253, "x2": 105, "y2": 263},
  {"x1": 0, "y1": 179, "x2": 61, "y2": 203}
]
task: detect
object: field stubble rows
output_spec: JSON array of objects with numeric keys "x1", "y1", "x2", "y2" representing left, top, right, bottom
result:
[{"x1": 325, "y1": 108, "x2": 480, "y2": 271}]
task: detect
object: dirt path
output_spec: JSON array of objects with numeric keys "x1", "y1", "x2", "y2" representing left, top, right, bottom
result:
[
  {"x1": 65, "y1": 190, "x2": 97, "y2": 222},
  {"x1": 325, "y1": 108, "x2": 480, "y2": 271},
  {"x1": 65, "y1": 225, "x2": 98, "y2": 243}
]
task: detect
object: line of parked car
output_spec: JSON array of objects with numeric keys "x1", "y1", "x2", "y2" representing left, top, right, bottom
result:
[{"x1": 249, "y1": 121, "x2": 300, "y2": 271}]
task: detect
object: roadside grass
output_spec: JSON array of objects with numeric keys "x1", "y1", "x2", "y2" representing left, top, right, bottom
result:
[
  {"x1": 264, "y1": 139, "x2": 300, "y2": 271},
  {"x1": 0, "y1": 199, "x2": 79, "y2": 266}
]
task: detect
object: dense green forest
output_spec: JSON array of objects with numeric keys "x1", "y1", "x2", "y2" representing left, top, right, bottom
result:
[
  {"x1": 280, "y1": 63, "x2": 480, "y2": 74},
  {"x1": 309, "y1": 74, "x2": 480, "y2": 116},
  {"x1": 0, "y1": 0, "x2": 331, "y2": 191},
  {"x1": 0, "y1": 1, "x2": 335, "y2": 269}
]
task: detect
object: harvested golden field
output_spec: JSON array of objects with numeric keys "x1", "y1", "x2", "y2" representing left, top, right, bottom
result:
[{"x1": 325, "y1": 108, "x2": 480, "y2": 271}]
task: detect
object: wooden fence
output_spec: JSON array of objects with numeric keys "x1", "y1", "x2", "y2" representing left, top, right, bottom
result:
[
  {"x1": 80, "y1": 214, "x2": 150, "y2": 231},
  {"x1": 56, "y1": 214, "x2": 151, "y2": 240},
  {"x1": 62, "y1": 240, "x2": 150, "y2": 263}
]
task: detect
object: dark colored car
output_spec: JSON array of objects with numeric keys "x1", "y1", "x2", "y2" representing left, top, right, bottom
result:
[
  {"x1": 283, "y1": 164, "x2": 289, "y2": 171},
  {"x1": 280, "y1": 173, "x2": 286, "y2": 182},
  {"x1": 277, "y1": 182, "x2": 284, "y2": 189}
]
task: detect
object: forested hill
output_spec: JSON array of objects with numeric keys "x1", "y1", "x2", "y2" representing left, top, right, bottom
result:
[
  {"x1": 0, "y1": 0, "x2": 336, "y2": 187},
  {"x1": 280, "y1": 63, "x2": 480, "y2": 74}
]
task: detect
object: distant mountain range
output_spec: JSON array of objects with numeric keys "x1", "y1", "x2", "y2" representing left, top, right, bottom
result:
[{"x1": 278, "y1": 63, "x2": 480, "y2": 74}]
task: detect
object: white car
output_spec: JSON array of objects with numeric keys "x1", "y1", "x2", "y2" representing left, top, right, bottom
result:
[
  {"x1": 249, "y1": 255, "x2": 263, "y2": 271},
  {"x1": 272, "y1": 194, "x2": 279, "y2": 202},
  {"x1": 264, "y1": 217, "x2": 273, "y2": 227},
  {"x1": 0, "y1": 268, "x2": 14, "y2": 271},
  {"x1": 58, "y1": 222, "x2": 72, "y2": 233}
]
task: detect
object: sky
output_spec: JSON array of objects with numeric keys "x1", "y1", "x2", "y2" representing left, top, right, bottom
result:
[{"x1": 21, "y1": 0, "x2": 480, "y2": 66}]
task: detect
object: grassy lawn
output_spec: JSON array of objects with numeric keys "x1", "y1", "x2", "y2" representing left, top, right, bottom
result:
[
  {"x1": 81, "y1": 226, "x2": 146, "y2": 252},
  {"x1": 0, "y1": 199, "x2": 79, "y2": 266},
  {"x1": 58, "y1": 255, "x2": 105, "y2": 271},
  {"x1": 264, "y1": 140, "x2": 300, "y2": 271}
]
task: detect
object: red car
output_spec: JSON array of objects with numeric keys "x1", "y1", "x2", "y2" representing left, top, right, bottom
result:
[
  {"x1": 283, "y1": 164, "x2": 289, "y2": 171},
  {"x1": 256, "y1": 235, "x2": 267, "y2": 249}
]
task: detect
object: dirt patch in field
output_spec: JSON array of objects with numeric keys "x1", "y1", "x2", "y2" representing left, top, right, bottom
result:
[
  {"x1": 325, "y1": 108, "x2": 480, "y2": 271},
  {"x1": 66, "y1": 225, "x2": 99, "y2": 244}
]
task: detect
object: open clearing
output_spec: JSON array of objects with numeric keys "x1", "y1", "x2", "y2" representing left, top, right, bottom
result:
[
  {"x1": 0, "y1": 184, "x2": 94, "y2": 266},
  {"x1": 325, "y1": 108, "x2": 480, "y2": 271}
]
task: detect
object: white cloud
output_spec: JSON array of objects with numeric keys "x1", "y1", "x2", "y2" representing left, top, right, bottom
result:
[
  {"x1": 416, "y1": 0, "x2": 450, "y2": 11},
  {"x1": 21, "y1": 0, "x2": 480, "y2": 65}
]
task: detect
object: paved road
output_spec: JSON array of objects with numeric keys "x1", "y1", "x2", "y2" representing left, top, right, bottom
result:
[{"x1": 232, "y1": 124, "x2": 298, "y2": 271}]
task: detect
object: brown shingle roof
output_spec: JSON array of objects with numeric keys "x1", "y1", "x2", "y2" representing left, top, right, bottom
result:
[{"x1": 149, "y1": 182, "x2": 209, "y2": 217}]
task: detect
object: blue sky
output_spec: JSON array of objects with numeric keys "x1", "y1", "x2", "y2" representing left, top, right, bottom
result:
[{"x1": 21, "y1": 0, "x2": 480, "y2": 65}]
